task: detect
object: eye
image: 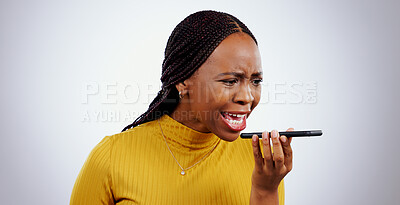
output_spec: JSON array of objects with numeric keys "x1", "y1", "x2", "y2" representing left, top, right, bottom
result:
[
  {"x1": 252, "y1": 78, "x2": 263, "y2": 86},
  {"x1": 221, "y1": 79, "x2": 238, "y2": 86}
]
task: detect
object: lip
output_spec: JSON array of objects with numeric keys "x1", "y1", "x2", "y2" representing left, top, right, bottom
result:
[{"x1": 219, "y1": 111, "x2": 249, "y2": 132}]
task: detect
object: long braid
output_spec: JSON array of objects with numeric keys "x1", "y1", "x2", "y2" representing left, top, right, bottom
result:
[{"x1": 122, "y1": 10, "x2": 257, "y2": 132}]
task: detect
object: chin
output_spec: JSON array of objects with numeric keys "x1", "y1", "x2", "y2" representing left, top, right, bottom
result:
[
  {"x1": 210, "y1": 112, "x2": 247, "y2": 141},
  {"x1": 214, "y1": 130, "x2": 241, "y2": 142}
]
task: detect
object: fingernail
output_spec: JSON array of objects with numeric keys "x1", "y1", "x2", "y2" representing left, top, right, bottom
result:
[
  {"x1": 272, "y1": 130, "x2": 278, "y2": 138},
  {"x1": 281, "y1": 136, "x2": 287, "y2": 143},
  {"x1": 252, "y1": 135, "x2": 257, "y2": 142}
]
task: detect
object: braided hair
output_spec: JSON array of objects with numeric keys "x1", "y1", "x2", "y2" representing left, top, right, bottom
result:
[{"x1": 122, "y1": 10, "x2": 257, "y2": 132}]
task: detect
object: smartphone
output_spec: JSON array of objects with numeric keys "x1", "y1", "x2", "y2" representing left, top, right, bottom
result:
[{"x1": 240, "y1": 130, "x2": 323, "y2": 138}]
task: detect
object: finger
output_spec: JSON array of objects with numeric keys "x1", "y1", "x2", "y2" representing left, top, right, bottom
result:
[
  {"x1": 271, "y1": 130, "x2": 285, "y2": 169},
  {"x1": 288, "y1": 136, "x2": 293, "y2": 144},
  {"x1": 280, "y1": 128, "x2": 294, "y2": 171},
  {"x1": 283, "y1": 127, "x2": 294, "y2": 144},
  {"x1": 261, "y1": 131, "x2": 273, "y2": 169},
  {"x1": 281, "y1": 127, "x2": 294, "y2": 145},
  {"x1": 251, "y1": 134, "x2": 264, "y2": 171}
]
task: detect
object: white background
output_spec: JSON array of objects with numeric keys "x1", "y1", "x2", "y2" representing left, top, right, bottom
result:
[{"x1": 1, "y1": 0, "x2": 399, "y2": 204}]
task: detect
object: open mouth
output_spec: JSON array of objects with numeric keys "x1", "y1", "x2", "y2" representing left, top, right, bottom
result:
[{"x1": 220, "y1": 112, "x2": 247, "y2": 131}]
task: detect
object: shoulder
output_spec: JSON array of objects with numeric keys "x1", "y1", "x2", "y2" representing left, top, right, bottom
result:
[
  {"x1": 102, "y1": 120, "x2": 163, "y2": 159},
  {"x1": 109, "y1": 120, "x2": 160, "y2": 145},
  {"x1": 85, "y1": 120, "x2": 162, "y2": 163}
]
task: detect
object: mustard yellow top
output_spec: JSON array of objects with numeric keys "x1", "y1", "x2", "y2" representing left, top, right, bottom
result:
[{"x1": 71, "y1": 115, "x2": 284, "y2": 204}]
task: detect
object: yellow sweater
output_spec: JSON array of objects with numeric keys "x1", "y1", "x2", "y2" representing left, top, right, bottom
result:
[{"x1": 71, "y1": 115, "x2": 284, "y2": 204}]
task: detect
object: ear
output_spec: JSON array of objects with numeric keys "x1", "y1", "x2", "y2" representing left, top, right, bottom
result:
[{"x1": 175, "y1": 81, "x2": 189, "y2": 95}]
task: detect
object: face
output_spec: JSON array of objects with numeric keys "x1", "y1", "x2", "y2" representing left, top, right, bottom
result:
[{"x1": 172, "y1": 32, "x2": 262, "y2": 141}]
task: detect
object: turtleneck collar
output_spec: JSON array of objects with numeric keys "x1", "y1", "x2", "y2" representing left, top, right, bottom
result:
[{"x1": 157, "y1": 114, "x2": 220, "y2": 150}]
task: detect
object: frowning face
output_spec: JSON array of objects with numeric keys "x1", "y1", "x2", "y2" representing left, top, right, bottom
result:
[{"x1": 172, "y1": 32, "x2": 262, "y2": 141}]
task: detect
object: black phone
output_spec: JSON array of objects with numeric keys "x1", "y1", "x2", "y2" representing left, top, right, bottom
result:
[{"x1": 240, "y1": 130, "x2": 323, "y2": 138}]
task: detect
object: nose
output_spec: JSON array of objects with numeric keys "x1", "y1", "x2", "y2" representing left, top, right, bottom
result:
[{"x1": 234, "y1": 83, "x2": 254, "y2": 105}]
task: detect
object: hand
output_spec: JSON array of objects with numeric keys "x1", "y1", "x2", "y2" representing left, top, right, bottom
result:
[{"x1": 250, "y1": 128, "x2": 294, "y2": 204}]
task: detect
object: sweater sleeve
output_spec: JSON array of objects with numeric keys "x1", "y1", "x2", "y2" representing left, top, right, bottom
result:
[
  {"x1": 70, "y1": 136, "x2": 114, "y2": 205},
  {"x1": 278, "y1": 179, "x2": 285, "y2": 205}
]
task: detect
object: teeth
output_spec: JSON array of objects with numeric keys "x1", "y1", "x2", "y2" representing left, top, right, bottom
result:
[
  {"x1": 223, "y1": 112, "x2": 246, "y2": 118},
  {"x1": 228, "y1": 119, "x2": 243, "y2": 124}
]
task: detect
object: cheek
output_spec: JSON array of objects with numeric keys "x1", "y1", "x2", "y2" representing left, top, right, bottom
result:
[
  {"x1": 195, "y1": 86, "x2": 230, "y2": 117},
  {"x1": 202, "y1": 84, "x2": 230, "y2": 104},
  {"x1": 210, "y1": 88, "x2": 232, "y2": 106},
  {"x1": 252, "y1": 88, "x2": 262, "y2": 107}
]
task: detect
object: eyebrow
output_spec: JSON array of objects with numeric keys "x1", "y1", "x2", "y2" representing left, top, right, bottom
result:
[{"x1": 217, "y1": 72, "x2": 263, "y2": 78}]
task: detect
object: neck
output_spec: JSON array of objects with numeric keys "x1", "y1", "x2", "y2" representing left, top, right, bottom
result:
[
  {"x1": 170, "y1": 105, "x2": 211, "y2": 133},
  {"x1": 158, "y1": 115, "x2": 218, "y2": 149}
]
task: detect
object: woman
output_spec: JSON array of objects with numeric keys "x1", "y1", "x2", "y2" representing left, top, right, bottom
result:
[{"x1": 71, "y1": 10, "x2": 293, "y2": 205}]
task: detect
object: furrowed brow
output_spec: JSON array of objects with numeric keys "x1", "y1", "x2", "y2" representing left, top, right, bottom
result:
[
  {"x1": 217, "y1": 72, "x2": 245, "y2": 78},
  {"x1": 251, "y1": 72, "x2": 263, "y2": 77}
]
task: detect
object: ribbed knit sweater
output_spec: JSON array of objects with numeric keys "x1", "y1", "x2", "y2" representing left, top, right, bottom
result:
[{"x1": 70, "y1": 114, "x2": 284, "y2": 204}]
